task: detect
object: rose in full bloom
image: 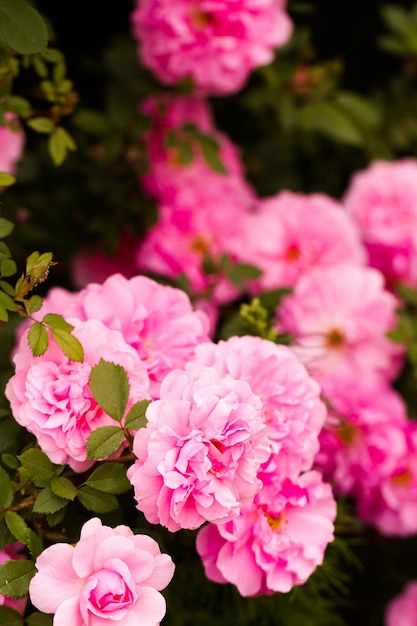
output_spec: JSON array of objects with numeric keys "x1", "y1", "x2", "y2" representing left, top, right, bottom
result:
[
  {"x1": 131, "y1": 0, "x2": 293, "y2": 95},
  {"x1": 276, "y1": 264, "x2": 404, "y2": 395},
  {"x1": 29, "y1": 517, "x2": 175, "y2": 626},
  {"x1": 6, "y1": 319, "x2": 151, "y2": 472},
  {"x1": 230, "y1": 190, "x2": 366, "y2": 293},
  {"x1": 316, "y1": 380, "x2": 408, "y2": 495},
  {"x1": 23, "y1": 273, "x2": 211, "y2": 398},
  {"x1": 193, "y1": 335, "x2": 327, "y2": 478},
  {"x1": 0, "y1": 114, "x2": 25, "y2": 177},
  {"x1": 196, "y1": 469, "x2": 336, "y2": 596},
  {"x1": 356, "y1": 420, "x2": 417, "y2": 537},
  {"x1": 0, "y1": 543, "x2": 27, "y2": 615},
  {"x1": 344, "y1": 159, "x2": 417, "y2": 289},
  {"x1": 127, "y1": 362, "x2": 270, "y2": 531},
  {"x1": 385, "y1": 581, "x2": 417, "y2": 626}
]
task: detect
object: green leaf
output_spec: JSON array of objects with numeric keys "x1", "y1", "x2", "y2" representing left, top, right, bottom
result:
[
  {"x1": 48, "y1": 127, "x2": 76, "y2": 166},
  {"x1": 0, "y1": 606, "x2": 23, "y2": 626},
  {"x1": 50, "y1": 476, "x2": 77, "y2": 501},
  {"x1": 0, "y1": 291, "x2": 17, "y2": 312},
  {"x1": 0, "y1": 259, "x2": 16, "y2": 278},
  {"x1": 299, "y1": 101, "x2": 364, "y2": 146},
  {"x1": 85, "y1": 463, "x2": 131, "y2": 494},
  {"x1": 27, "y1": 117, "x2": 54, "y2": 134},
  {"x1": 73, "y1": 109, "x2": 111, "y2": 135},
  {"x1": 1, "y1": 454, "x2": 19, "y2": 470},
  {"x1": 0, "y1": 0, "x2": 48, "y2": 54},
  {"x1": 77, "y1": 486, "x2": 119, "y2": 513},
  {"x1": 0, "y1": 173, "x2": 16, "y2": 187},
  {"x1": 27, "y1": 322, "x2": 49, "y2": 357},
  {"x1": 26, "y1": 613, "x2": 53, "y2": 626},
  {"x1": 196, "y1": 133, "x2": 227, "y2": 174},
  {"x1": 32, "y1": 486, "x2": 68, "y2": 515},
  {"x1": 124, "y1": 399, "x2": 151, "y2": 431},
  {"x1": 51, "y1": 328, "x2": 84, "y2": 362},
  {"x1": 27, "y1": 295, "x2": 43, "y2": 314},
  {"x1": 224, "y1": 262, "x2": 263, "y2": 290},
  {"x1": 0, "y1": 280, "x2": 15, "y2": 296},
  {"x1": 46, "y1": 509, "x2": 66, "y2": 529},
  {"x1": 86, "y1": 426, "x2": 125, "y2": 460},
  {"x1": 335, "y1": 92, "x2": 382, "y2": 130},
  {"x1": 0, "y1": 466, "x2": 13, "y2": 511},
  {"x1": 19, "y1": 449, "x2": 55, "y2": 483},
  {"x1": 0, "y1": 559, "x2": 36, "y2": 599},
  {"x1": 0, "y1": 218, "x2": 14, "y2": 239},
  {"x1": 26, "y1": 529, "x2": 42, "y2": 560},
  {"x1": 5, "y1": 511, "x2": 29, "y2": 544},
  {"x1": 6, "y1": 96, "x2": 31, "y2": 118},
  {"x1": 42, "y1": 313, "x2": 74, "y2": 332},
  {"x1": 89, "y1": 359, "x2": 130, "y2": 422},
  {"x1": 0, "y1": 305, "x2": 8, "y2": 322}
]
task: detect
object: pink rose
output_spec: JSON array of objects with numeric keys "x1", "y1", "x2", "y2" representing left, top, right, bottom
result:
[
  {"x1": 127, "y1": 362, "x2": 270, "y2": 531},
  {"x1": 29, "y1": 517, "x2": 175, "y2": 626},
  {"x1": 197, "y1": 470, "x2": 336, "y2": 595},
  {"x1": 385, "y1": 581, "x2": 417, "y2": 626},
  {"x1": 131, "y1": 0, "x2": 293, "y2": 95},
  {"x1": 0, "y1": 114, "x2": 25, "y2": 177},
  {"x1": 6, "y1": 319, "x2": 151, "y2": 471}
]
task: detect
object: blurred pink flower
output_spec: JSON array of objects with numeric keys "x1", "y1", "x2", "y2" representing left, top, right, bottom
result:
[
  {"x1": 127, "y1": 362, "x2": 270, "y2": 531},
  {"x1": 6, "y1": 319, "x2": 150, "y2": 472},
  {"x1": 231, "y1": 190, "x2": 366, "y2": 293},
  {"x1": 385, "y1": 581, "x2": 417, "y2": 626},
  {"x1": 0, "y1": 114, "x2": 25, "y2": 177},
  {"x1": 344, "y1": 159, "x2": 417, "y2": 288},
  {"x1": 276, "y1": 264, "x2": 404, "y2": 393},
  {"x1": 193, "y1": 335, "x2": 327, "y2": 478},
  {"x1": 0, "y1": 543, "x2": 27, "y2": 615},
  {"x1": 140, "y1": 95, "x2": 256, "y2": 209},
  {"x1": 196, "y1": 469, "x2": 336, "y2": 595},
  {"x1": 29, "y1": 517, "x2": 175, "y2": 626},
  {"x1": 357, "y1": 420, "x2": 417, "y2": 537},
  {"x1": 131, "y1": 0, "x2": 293, "y2": 95}
]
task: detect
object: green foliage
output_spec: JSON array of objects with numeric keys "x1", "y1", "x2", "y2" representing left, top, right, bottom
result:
[
  {"x1": 77, "y1": 485, "x2": 119, "y2": 513},
  {"x1": 0, "y1": 606, "x2": 23, "y2": 626},
  {"x1": 124, "y1": 399, "x2": 151, "y2": 431},
  {"x1": 85, "y1": 463, "x2": 131, "y2": 495},
  {"x1": 0, "y1": 0, "x2": 48, "y2": 54},
  {"x1": 0, "y1": 559, "x2": 36, "y2": 599},
  {"x1": 86, "y1": 425, "x2": 125, "y2": 460},
  {"x1": 25, "y1": 613, "x2": 53, "y2": 626},
  {"x1": 0, "y1": 465, "x2": 13, "y2": 511},
  {"x1": 89, "y1": 359, "x2": 130, "y2": 423}
]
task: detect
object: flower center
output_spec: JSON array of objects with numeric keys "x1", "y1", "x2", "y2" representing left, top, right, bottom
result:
[
  {"x1": 325, "y1": 328, "x2": 345, "y2": 348},
  {"x1": 266, "y1": 512, "x2": 284, "y2": 531},
  {"x1": 337, "y1": 420, "x2": 357, "y2": 446},
  {"x1": 285, "y1": 244, "x2": 300, "y2": 261},
  {"x1": 191, "y1": 9, "x2": 213, "y2": 29},
  {"x1": 190, "y1": 236, "x2": 209, "y2": 255},
  {"x1": 391, "y1": 468, "x2": 412, "y2": 486}
]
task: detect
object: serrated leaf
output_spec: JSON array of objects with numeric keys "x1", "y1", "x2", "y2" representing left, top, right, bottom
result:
[
  {"x1": 0, "y1": 466, "x2": 13, "y2": 511},
  {"x1": 89, "y1": 359, "x2": 130, "y2": 422},
  {"x1": 0, "y1": 559, "x2": 36, "y2": 599},
  {"x1": 5, "y1": 511, "x2": 29, "y2": 545},
  {"x1": 0, "y1": 173, "x2": 16, "y2": 187},
  {"x1": 27, "y1": 295, "x2": 43, "y2": 314},
  {"x1": 50, "y1": 476, "x2": 77, "y2": 501},
  {"x1": 0, "y1": 291, "x2": 17, "y2": 312},
  {"x1": 51, "y1": 328, "x2": 84, "y2": 362},
  {"x1": 18, "y1": 449, "x2": 55, "y2": 483},
  {"x1": 46, "y1": 509, "x2": 66, "y2": 528},
  {"x1": 27, "y1": 117, "x2": 54, "y2": 134},
  {"x1": 26, "y1": 613, "x2": 53, "y2": 626},
  {"x1": 26, "y1": 529, "x2": 42, "y2": 560},
  {"x1": 27, "y1": 322, "x2": 49, "y2": 357},
  {"x1": 0, "y1": 259, "x2": 16, "y2": 278},
  {"x1": 32, "y1": 486, "x2": 68, "y2": 515},
  {"x1": 77, "y1": 486, "x2": 118, "y2": 513},
  {"x1": 0, "y1": 218, "x2": 14, "y2": 239},
  {"x1": 0, "y1": 280, "x2": 15, "y2": 296},
  {"x1": 1, "y1": 454, "x2": 19, "y2": 470},
  {"x1": 42, "y1": 313, "x2": 73, "y2": 332},
  {"x1": 124, "y1": 399, "x2": 151, "y2": 431},
  {"x1": 85, "y1": 463, "x2": 131, "y2": 494},
  {"x1": 86, "y1": 426, "x2": 125, "y2": 460},
  {"x1": 0, "y1": 0, "x2": 48, "y2": 54},
  {"x1": 0, "y1": 605, "x2": 23, "y2": 626},
  {"x1": 0, "y1": 305, "x2": 8, "y2": 322}
]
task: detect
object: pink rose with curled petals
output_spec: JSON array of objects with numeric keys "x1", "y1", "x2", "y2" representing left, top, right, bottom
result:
[
  {"x1": 193, "y1": 335, "x2": 327, "y2": 478},
  {"x1": 29, "y1": 517, "x2": 175, "y2": 626},
  {"x1": 131, "y1": 0, "x2": 293, "y2": 96},
  {"x1": 6, "y1": 319, "x2": 151, "y2": 472},
  {"x1": 197, "y1": 470, "x2": 336, "y2": 596},
  {"x1": 0, "y1": 113, "x2": 25, "y2": 177},
  {"x1": 127, "y1": 362, "x2": 270, "y2": 531},
  {"x1": 385, "y1": 581, "x2": 417, "y2": 626}
]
